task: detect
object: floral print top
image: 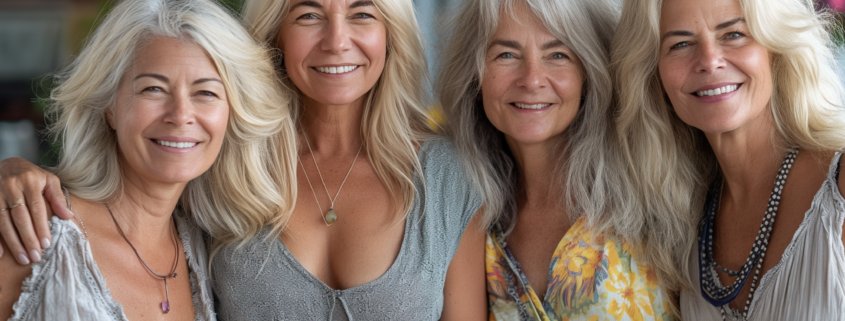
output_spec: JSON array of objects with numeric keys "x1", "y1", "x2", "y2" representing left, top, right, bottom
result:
[{"x1": 486, "y1": 216, "x2": 674, "y2": 321}]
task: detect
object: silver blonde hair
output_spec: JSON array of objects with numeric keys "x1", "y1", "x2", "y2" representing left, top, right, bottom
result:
[
  {"x1": 612, "y1": 0, "x2": 845, "y2": 295},
  {"x1": 243, "y1": 0, "x2": 433, "y2": 219},
  {"x1": 47, "y1": 0, "x2": 299, "y2": 245}
]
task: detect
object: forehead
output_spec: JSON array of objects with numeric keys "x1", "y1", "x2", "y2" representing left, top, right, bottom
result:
[
  {"x1": 288, "y1": 0, "x2": 375, "y2": 10},
  {"x1": 494, "y1": 2, "x2": 552, "y2": 38},
  {"x1": 130, "y1": 37, "x2": 218, "y2": 75},
  {"x1": 660, "y1": 0, "x2": 743, "y2": 31}
]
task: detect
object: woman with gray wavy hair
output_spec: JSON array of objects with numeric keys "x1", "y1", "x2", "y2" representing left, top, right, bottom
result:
[
  {"x1": 614, "y1": 0, "x2": 845, "y2": 319},
  {"x1": 438, "y1": 0, "x2": 686, "y2": 319},
  {"x1": 0, "y1": 0, "x2": 296, "y2": 319}
]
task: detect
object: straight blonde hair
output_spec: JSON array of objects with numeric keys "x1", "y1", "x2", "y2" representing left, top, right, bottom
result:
[
  {"x1": 48, "y1": 0, "x2": 298, "y2": 245},
  {"x1": 612, "y1": 0, "x2": 845, "y2": 293},
  {"x1": 243, "y1": 0, "x2": 434, "y2": 219}
]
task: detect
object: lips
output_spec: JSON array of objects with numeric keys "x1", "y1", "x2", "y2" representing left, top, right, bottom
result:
[
  {"x1": 315, "y1": 65, "x2": 359, "y2": 74},
  {"x1": 153, "y1": 139, "x2": 198, "y2": 149},
  {"x1": 692, "y1": 83, "x2": 741, "y2": 97},
  {"x1": 512, "y1": 103, "x2": 552, "y2": 110}
]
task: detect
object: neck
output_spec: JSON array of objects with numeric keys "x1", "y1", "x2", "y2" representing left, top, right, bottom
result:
[
  {"x1": 107, "y1": 161, "x2": 186, "y2": 242},
  {"x1": 507, "y1": 137, "x2": 560, "y2": 209},
  {"x1": 299, "y1": 95, "x2": 366, "y2": 155},
  {"x1": 706, "y1": 112, "x2": 783, "y2": 201}
]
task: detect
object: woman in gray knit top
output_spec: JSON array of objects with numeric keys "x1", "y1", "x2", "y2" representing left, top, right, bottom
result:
[{"x1": 0, "y1": 0, "x2": 488, "y2": 320}]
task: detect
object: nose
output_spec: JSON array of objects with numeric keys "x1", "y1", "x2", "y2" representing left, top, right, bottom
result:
[
  {"x1": 163, "y1": 91, "x2": 195, "y2": 126},
  {"x1": 516, "y1": 57, "x2": 548, "y2": 92},
  {"x1": 694, "y1": 40, "x2": 726, "y2": 74},
  {"x1": 321, "y1": 15, "x2": 351, "y2": 54}
]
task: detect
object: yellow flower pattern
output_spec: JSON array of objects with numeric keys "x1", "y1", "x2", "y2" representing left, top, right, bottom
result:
[{"x1": 486, "y1": 217, "x2": 674, "y2": 321}]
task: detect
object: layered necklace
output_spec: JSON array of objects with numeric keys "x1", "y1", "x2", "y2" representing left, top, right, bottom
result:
[
  {"x1": 298, "y1": 129, "x2": 362, "y2": 226},
  {"x1": 106, "y1": 204, "x2": 180, "y2": 313},
  {"x1": 698, "y1": 149, "x2": 797, "y2": 320}
]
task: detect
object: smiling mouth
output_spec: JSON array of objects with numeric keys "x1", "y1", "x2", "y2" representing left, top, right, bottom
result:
[
  {"x1": 314, "y1": 65, "x2": 360, "y2": 74},
  {"x1": 693, "y1": 84, "x2": 741, "y2": 97},
  {"x1": 153, "y1": 139, "x2": 198, "y2": 149},
  {"x1": 512, "y1": 103, "x2": 552, "y2": 110}
]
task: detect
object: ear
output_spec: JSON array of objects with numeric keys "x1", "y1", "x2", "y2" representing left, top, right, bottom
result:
[{"x1": 105, "y1": 108, "x2": 116, "y2": 130}]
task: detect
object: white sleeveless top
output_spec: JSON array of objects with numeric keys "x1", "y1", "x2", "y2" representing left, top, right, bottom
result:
[
  {"x1": 8, "y1": 214, "x2": 216, "y2": 321},
  {"x1": 681, "y1": 153, "x2": 845, "y2": 320}
]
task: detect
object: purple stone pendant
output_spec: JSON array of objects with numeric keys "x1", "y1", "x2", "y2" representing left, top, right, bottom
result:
[{"x1": 162, "y1": 301, "x2": 170, "y2": 313}]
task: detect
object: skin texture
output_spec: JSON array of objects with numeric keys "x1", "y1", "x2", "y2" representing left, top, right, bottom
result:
[
  {"x1": 0, "y1": 37, "x2": 229, "y2": 320},
  {"x1": 659, "y1": 0, "x2": 845, "y2": 311},
  {"x1": 481, "y1": 2, "x2": 584, "y2": 300},
  {"x1": 278, "y1": 1, "x2": 485, "y2": 319}
]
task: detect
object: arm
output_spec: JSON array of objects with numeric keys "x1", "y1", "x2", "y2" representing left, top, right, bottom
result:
[
  {"x1": 0, "y1": 157, "x2": 72, "y2": 265},
  {"x1": 0, "y1": 238, "x2": 33, "y2": 320},
  {"x1": 441, "y1": 209, "x2": 487, "y2": 321}
]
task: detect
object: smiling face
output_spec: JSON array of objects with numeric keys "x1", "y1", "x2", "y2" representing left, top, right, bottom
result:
[
  {"x1": 481, "y1": 3, "x2": 583, "y2": 148},
  {"x1": 108, "y1": 37, "x2": 229, "y2": 186},
  {"x1": 277, "y1": 0, "x2": 387, "y2": 108},
  {"x1": 658, "y1": 0, "x2": 773, "y2": 135}
]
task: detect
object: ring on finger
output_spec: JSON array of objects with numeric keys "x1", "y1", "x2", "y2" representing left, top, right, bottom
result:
[{"x1": 9, "y1": 203, "x2": 26, "y2": 209}]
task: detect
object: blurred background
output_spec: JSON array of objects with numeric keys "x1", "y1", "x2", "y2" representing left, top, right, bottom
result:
[{"x1": 0, "y1": 0, "x2": 841, "y2": 165}]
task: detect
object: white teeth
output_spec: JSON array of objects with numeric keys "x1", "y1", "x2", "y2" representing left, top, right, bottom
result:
[
  {"x1": 514, "y1": 103, "x2": 551, "y2": 110},
  {"x1": 696, "y1": 84, "x2": 739, "y2": 97},
  {"x1": 316, "y1": 65, "x2": 359, "y2": 74},
  {"x1": 155, "y1": 140, "x2": 197, "y2": 149}
]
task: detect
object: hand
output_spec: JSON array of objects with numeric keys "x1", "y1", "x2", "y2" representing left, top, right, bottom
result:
[{"x1": 0, "y1": 157, "x2": 72, "y2": 265}]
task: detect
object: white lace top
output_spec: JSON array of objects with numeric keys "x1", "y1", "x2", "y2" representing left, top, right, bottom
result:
[
  {"x1": 681, "y1": 152, "x2": 845, "y2": 320},
  {"x1": 8, "y1": 214, "x2": 216, "y2": 321}
]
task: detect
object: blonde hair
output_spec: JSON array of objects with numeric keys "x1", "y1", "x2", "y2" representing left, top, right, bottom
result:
[
  {"x1": 47, "y1": 0, "x2": 299, "y2": 245},
  {"x1": 243, "y1": 0, "x2": 433, "y2": 219},
  {"x1": 612, "y1": 0, "x2": 845, "y2": 294}
]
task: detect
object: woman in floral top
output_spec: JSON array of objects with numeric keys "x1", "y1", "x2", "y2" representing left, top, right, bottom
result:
[{"x1": 437, "y1": 0, "x2": 694, "y2": 319}]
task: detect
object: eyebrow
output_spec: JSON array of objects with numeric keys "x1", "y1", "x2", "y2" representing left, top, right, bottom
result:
[
  {"x1": 291, "y1": 1, "x2": 321, "y2": 10},
  {"x1": 660, "y1": 17, "x2": 745, "y2": 42},
  {"x1": 489, "y1": 39, "x2": 521, "y2": 50},
  {"x1": 133, "y1": 73, "x2": 222, "y2": 85},
  {"x1": 488, "y1": 39, "x2": 566, "y2": 51},
  {"x1": 716, "y1": 17, "x2": 745, "y2": 30},
  {"x1": 541, "y1": 40, "x2": 566, "y2": 50},
  {"x1": 290, "y1": 0, "x2": 374, "y2": 10}
]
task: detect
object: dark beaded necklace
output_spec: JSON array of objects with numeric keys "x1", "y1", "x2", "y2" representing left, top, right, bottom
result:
[{"x1": 698, "y1": 149, "x2": 797, "y2": 320}]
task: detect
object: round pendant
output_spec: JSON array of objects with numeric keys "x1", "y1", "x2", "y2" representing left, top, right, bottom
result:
[{"x1": 325, "y1": 208, "x2": 337, "y2": 225}]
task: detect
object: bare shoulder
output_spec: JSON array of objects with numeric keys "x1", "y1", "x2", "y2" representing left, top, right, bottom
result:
[{"x1": 0, "y1": 239, "x2": 33, "y2": 320}]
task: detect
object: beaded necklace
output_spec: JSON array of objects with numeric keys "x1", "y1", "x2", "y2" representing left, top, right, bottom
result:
[{"x1": 698, "y1": 149, "x2": 797, "y2": 320}]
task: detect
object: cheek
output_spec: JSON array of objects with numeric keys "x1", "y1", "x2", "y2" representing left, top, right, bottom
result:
[
  {"x1": 359, "y1": 28, "x2": 388, "y2": 71},
  {"x1": 205, "y1": 106, "x2": 230, "y2": 144}
]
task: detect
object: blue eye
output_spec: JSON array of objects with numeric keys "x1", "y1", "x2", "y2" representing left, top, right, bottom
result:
[
  {"x1": 351, "y1": 12, "x2": 375, "y2": 19},
  {"x1": 142, "y1": 86, "x2": 163, "y2": 93},
  {"x1": 726, "y1": 31, "x2": 745, "y2": 39},
  {"x1": 670, "y1": 42, "x2": 689, "y2": 50},
  {"x1": 198, "y1": 91, "x2": 217, "y2": 97},
  {"x1": 297, "y1": 13, "x2": 319, "y2": 20},
  {"x1": 497, "y1": 52, "x2": 515, "y2": 59},
  {"x1": 550, "y1": 52, "x2": 569, "y2": 59}
]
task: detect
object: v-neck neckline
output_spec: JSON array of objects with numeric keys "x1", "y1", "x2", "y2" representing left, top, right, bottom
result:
[{"x1": 499, "y1": 215, "x2": 589, "y2": 307}]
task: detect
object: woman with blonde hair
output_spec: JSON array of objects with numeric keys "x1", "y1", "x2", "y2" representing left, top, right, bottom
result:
[
  {"x1": 0, "y1": 0, "x2": 487, "y2": 319},
  {"x1": 614, "y1": 0, "x2": 845, "y2": 319},
  {"x1": 439, "y1": 0, "x2": 682, "y2": 319},
  {"x1": 0, "y1": 0, "x2": 297, "y2": 319}
]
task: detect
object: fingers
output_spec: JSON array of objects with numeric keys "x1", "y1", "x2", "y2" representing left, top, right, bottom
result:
[
  {"x1": 0, "y1": 205, "x2": 30, "y2": 265},
  {"x1": 23, "y1": 176, "x2": 54, "y2": 254},
  {"x1": 45, "y1": 176, "x2": 73, "y2": 220}
]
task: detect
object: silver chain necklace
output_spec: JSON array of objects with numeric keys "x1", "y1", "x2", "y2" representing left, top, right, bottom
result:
[
  {"x1": 698, "y1": 149, "x2": 797, "y2": 320},
  {"x1": 298, "y1": 129, "x2": 362, "y2": 226}
]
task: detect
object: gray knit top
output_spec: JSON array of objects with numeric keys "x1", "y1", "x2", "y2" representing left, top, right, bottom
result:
[{"x1": 211, "y1": 138, "x2": 482, "y2": 321}]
